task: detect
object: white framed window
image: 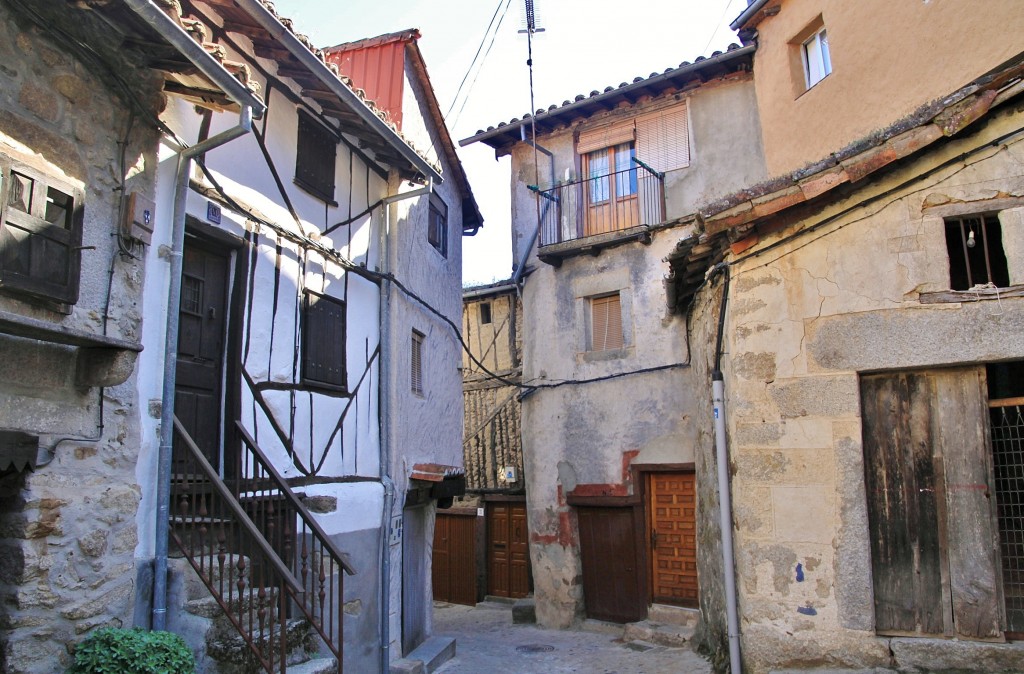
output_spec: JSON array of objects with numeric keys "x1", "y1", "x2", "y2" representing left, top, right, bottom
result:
[{"x1": 802, "y1": 26, "x2": 832, "y2": 89}]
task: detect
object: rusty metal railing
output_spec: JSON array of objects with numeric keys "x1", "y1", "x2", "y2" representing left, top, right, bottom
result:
[
  {"x1": 234, "y1": 421, "x2": 354, "y2": 669},
  {"x1": 537, "y1": 159, "x2": 665, "y2": 246},
  {"x1": 170, "y1": 416, "x2": 303, "y2": 673}
]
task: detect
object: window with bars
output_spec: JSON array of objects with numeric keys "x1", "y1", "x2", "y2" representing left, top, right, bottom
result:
[
  {"x1": 411, "y1": 330, "x2": 424, "y2": 396},
  {"x1": 301, "y1": 290, "x2": 346, "y2": 390},
  {"x1": 294, "y1": 111, "x2": 338, "y2": 203},
  {"x1": 944, "y1": 215, "x2": 1009, "y2": 291},
  {"x1": 428, "y1": 193, "x2": 448, "y2": 257},
  {"x1": 0, "y1": 155, "x2": 84, "y2": 306},
  {"x1": 589, "y1": 293, "x2": 623, "y2": 352}
]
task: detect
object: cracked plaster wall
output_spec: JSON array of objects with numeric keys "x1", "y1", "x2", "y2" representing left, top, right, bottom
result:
[{"x1": 722, "y1": 110, "x2": 1024, "y2": 672}]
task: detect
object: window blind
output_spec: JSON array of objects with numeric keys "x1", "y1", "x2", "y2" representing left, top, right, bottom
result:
[
  {"x1": 636, "y1": 104, "x2": 689, "y2": 172},
  {"x1": 591, "y1": 294, "x2": 623, "y2": 351},
  {"x1": 577, "y1": 122, "x2": 636, "y2": 155}
]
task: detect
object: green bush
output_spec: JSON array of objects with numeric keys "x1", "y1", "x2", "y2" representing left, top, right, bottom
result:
[{"x1": 69, "y1": 627, "x2": 195, "y2": 674}]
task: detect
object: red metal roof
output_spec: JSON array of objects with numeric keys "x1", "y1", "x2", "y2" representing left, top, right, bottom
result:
[{"x1": 324, "y1": 29, "x2": 419, "y2": 131}]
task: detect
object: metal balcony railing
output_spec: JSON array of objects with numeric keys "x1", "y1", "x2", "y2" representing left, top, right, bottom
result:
[{"x1": 536, "y1": 159, "x2": 665, "y2": 247}]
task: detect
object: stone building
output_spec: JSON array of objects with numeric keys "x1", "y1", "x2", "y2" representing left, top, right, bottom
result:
[
  {"x1": 461, "y1": 45, "x2": 768, "y2": 633},
  {"x1": 0, "y1": 2, "x2": 477, "y2": 673},
  {"x1": 664, "y1": 1, "x2": 1024, "y2": 671}
]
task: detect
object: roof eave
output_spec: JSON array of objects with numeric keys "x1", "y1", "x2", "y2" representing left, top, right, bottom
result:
[{"x1": 729, "y1": 0, "x2": 772, "y2": 32}]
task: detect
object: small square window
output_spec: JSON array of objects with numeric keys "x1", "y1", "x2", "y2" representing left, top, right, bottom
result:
[
  {"x1": 428, "y1": 194, "x2": 448, "y2": 258},
  {"x1": 0, "y1": 156, "x2": 83, "y2": 306},
  {"x1": 803, "y1": 26, "x2": 832, "y2": 89},
  {"x1": 411, "y1": 330, "x2": 425, "y2": 396},
  {"x1": 480, "y1": 302, "x2": 492, "y2": 325},
  {"x1": 944, "y1": 215, "x2": 1009, "y2": 291},
  {"x1": 295, "y1": 111, "x2": 338, "y2": 204},
  {"x1": 589, "y1": 293, "x2": 623, "y2": 352},
  {"x1": 302, "y1": 290, "x2": 346, "y2": 390}
]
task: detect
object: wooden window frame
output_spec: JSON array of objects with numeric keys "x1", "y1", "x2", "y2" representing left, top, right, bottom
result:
[
  {"x1": 0, "y1": 154, "x2": 84, "y2": 307},
  {"x1": 428, "y1": 193, "x2": 448, "y2": 258},
  {"x1": 294, "y1": 111, "x2": 338, "y2": 205},
  {"x1": 411, "y1": 329, "x2": 424, "y2": 396},
  {"x1": 301, "y1": 289, "x2": 347, "y2": 391}
]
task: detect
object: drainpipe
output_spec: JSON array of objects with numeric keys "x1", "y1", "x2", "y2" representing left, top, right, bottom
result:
[
  {"x1": 512, "y1": 125, "x2": 555, "y2": 287},
  {"x1": 378, "y1": 180, "x2": 432, "y2": 670},
  {"x1": 708, "y1": 263, "x2": 741, "y2": 674},
  {"x1": 152, "y1": 105, "x2": 256, "y2": 631}
]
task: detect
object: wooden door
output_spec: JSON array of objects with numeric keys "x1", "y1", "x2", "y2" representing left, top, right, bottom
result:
[
  {"x1": 403, "y1": 506, "x2": 428, "y2": 655},
  {"x1": 433, "y1": 512, "x2": 477, "y2": 606},
  {"x1": 577, "y1": 506, "x2": 644, "y2": 623},
  {"x1": 487, "y1": 502, "x2": 531, "y2": 599},
  {"x1": 647, "y1": 472, "x2": 698, "y2": 607},
  {"x1": 862, "y1": 368, "x2": 1002, "y2": 639},
  {"x1": 175, "y1": 241, "x2": 229, "y2": 471}
]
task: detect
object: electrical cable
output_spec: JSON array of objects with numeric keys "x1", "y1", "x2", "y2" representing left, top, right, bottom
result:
[
  {"x1": 448, "y1": 0, "x2": 514, "y2": 130},
  {"x1": 444, "y1": 0, "x2": 508, "y2": 120}
]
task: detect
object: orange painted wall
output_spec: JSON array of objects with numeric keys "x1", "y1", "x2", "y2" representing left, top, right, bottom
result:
[{"x1": 749, "y1": 0, "x2": 1024, "y2": 176}]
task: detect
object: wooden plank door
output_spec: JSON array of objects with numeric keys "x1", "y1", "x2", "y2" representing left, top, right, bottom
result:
[
  {"x1": 433, "y1": 512, "x2": 477, "y2": 606},
  {"x1": 487, "y1": 502, "x2": 531, "y2": 599},
  {"x1": 647, "y1": 472, "x2": 698, "y2": 607},
  {"x1": 862, "y1": 368, "x2": 1002, "y2": 639},
  {"x1": 577, "y1": 506, "x2": 644, "y2": 623},
  {"x1": 175, "y1": 240, "x2": 229, "y2": 471}
]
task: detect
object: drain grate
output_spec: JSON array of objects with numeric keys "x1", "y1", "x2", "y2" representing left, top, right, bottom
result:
[{"x1": 515, "y1": 644, "x2": 555, "y2": 654}]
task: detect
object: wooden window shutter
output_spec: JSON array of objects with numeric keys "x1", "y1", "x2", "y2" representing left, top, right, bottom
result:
[
  {"x1": 577, "y1": 121, "x2": 636, "y2": 155},
  {"x1": 302, "y1": 290, "x2": 346, "y2": 389},
  {"x1": 590, "y1": 294, "x2": 623, "y2": 351},
  {"x1": 636, "y1": 104, "x2": 689, "y2": 171},
  {"x1": 411, "y1": 330, "x2": 424, "y2": 395},
  {"x1": 295, "y1": 111, "x2": 338, "y2": 203}
]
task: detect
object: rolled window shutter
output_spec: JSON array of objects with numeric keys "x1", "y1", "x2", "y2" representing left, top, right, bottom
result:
[
  {"x1": 636, "y1": 104, "x2": 689, "y2": 171},
  {"x1": 591, "y1": 294, "x2": 623, "y2": 351},
  {"x1": 578, "y1": 121, "x2": 636, "y2": 155}
]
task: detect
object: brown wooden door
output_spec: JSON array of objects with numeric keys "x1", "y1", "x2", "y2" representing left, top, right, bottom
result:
[
  {"x1": 487, "y1": 502, "x2": 531, "y2": 599},
  {"x1": 175, "y1": 241, "x2": 229, "y2": 471},
  {"x1": 647, "y1": 472, "x2": 698, "y2": 607},
  {"x1": 862, "y1": 368, "x2": 1002, "y2": 639},
  {"x1": 433, "y1": 512, "x2": 477, "y2": 606},
  {"x1": 577, "y1": 506, "x2": 644, "y2": 623}
]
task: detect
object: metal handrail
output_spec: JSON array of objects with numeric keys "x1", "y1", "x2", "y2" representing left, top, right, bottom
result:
[{"x1": 173, "y1": 417, "x2": 303, "y2": 590}]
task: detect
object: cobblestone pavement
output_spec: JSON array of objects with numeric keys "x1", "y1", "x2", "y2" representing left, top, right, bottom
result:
[{"x1": 432, "y1": 601, "x2": 713, "y2": 674}]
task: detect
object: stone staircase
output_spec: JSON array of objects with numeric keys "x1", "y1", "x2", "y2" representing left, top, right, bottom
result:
[
  {"x1": 620, "y1": 604, "x2": 699, "y2": 648},
  {"x1": 167, "y1": 554, "x2": 339, "y2": 673}
]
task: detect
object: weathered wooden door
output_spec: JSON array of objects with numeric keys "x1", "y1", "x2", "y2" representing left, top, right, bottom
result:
[
  {"x1": 577, "y1": 506, "x2": 645, "y2": 623},
  {"x1": 862, "y1": 368, "x2": 1002, "y2": 639},
  {"x1": 486, "y1": 502, "x2": 531, "y2": 599},
  {"x1": 175, "y1": 240, "x2": 229, "y2": 471},
  {"x1": 647, "y1": 472, "x2": 698, "y2": 607},
  {"x1": 433, "y1": 511, "x2": 477, "y2": 606}
]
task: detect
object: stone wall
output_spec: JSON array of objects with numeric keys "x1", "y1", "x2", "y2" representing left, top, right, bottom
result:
[
  {"x1": 723, "y1": 105, "x2": 1024, "y2": 672},
  {"x1": 0, "y1": 4, "x2": 161, "y2": 672}
]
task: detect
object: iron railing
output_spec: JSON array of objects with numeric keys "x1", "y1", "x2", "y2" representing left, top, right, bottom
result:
[
  {"x1": 171, "y1": 417, "x2": 354, "y2": 672},
  {"x1": 536, "y1": 159, "x2": 665, "y2": 246}
]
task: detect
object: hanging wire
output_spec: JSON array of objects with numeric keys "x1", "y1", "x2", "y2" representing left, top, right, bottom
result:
[{"x1": 444, "y1": 0, "x2": 511, "y2": 122}]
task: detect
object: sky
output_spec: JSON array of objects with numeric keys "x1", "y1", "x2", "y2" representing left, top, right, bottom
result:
[{"x1": 271, "y1": 0, "x2": 751, "y2": 286}]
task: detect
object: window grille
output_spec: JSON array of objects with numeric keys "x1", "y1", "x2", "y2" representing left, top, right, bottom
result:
[
  {"x1": 590, "y1": 294, "x2": 623, "y2": 352},
  {"x1": 411, "y1": 330, "x2": 424, "y2": 396},
  {"x1": 992, "y1": 399, "x2": 1024, "y2": 636},
  {"x1": 944, "y1": 215, "x2": 1009, "y2": 290}
]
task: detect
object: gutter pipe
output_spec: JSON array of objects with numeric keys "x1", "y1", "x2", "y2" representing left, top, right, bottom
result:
[
  {"x1": 153, "y1": 105, "x2": 256, "y2": 631},
  {"x1": 729, "y1": 0, "x2": 770, "y2": 31},
  {"x1": 512, "y1": 125, "x2": 555, "y2": 287},
  {"x1": 378, "y1": 180, "x2": 433, "y2": 671},
  {"x1": 121, "y1": 0, "x2": 268, "y2": 634},
  {"x1": 708, "y1": 262, "x2": 741, "y2": 674},
  {"x1": 233, "y1": 0, "x2": 444, "y2": 186}
]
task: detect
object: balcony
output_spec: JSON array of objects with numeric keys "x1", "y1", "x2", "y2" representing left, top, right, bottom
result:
[{"x1": 535, "y1": 159, "x2": 665, "y2": 263}]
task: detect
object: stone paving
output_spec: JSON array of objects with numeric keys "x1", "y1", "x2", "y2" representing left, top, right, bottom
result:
[{"x1": 432, "y1": 601, "x2": 713, "y2": 674}]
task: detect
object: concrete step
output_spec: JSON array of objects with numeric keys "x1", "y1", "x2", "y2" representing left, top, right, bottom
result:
[
  {"x1": 622, "y1": 619, "x2": 695, "y2": 648},
  {"x1": 646, "y1": 603, "x2": 699, "y2": 627},
  {"x1": 397, "y1": 635, "x2": 456, "y2": 674},
  {"x1": 206, "y1": 617, "x2": 315, "y2": 674},
  {"x1": 287, "y1": 657, "x2": 338, "y2": 674}
]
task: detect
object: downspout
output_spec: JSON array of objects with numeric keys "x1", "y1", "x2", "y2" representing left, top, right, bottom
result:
[
  {"x1": 708, "y1": 262, "x2": 741, "y2": 674},
  {"x1": 152, "y1": 105, "x2": 256, "y2": 631},
  {"x1": 378, "y1": 180, "x2": 432, "y2": 671},
  {"x1": 512, "y1": 125, "x2": 555, "y2": 287}
]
